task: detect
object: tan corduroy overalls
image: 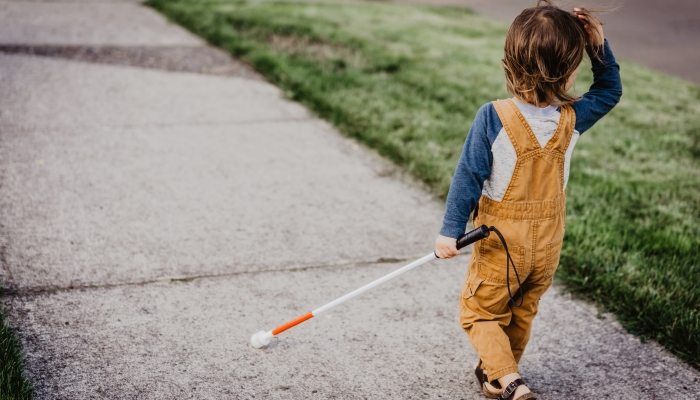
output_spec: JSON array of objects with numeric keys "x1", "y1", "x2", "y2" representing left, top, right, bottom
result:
[{"x1": 460, "y1": 99, "x2": 575, "y2": 381}]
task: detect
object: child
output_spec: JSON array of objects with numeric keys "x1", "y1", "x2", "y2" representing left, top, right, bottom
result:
[{"x1": 434, "y1": 1, "x2": 622, "y2": 399}]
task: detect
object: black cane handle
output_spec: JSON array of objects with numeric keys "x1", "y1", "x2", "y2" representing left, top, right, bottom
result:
[{"x1": 456, "y1": 225, "x2": 490, "y2": 250}]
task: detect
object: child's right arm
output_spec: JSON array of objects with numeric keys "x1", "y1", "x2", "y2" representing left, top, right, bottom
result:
[{"x1": 435, "y1": 105, "x2": 495, "y2": 259}]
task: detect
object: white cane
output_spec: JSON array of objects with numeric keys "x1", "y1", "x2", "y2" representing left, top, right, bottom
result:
[{"x1": 250, "y1": 225, "x2": 491, "y2": 349}]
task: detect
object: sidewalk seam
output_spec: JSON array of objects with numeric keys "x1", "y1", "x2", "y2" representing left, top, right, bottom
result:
[
  {"x1": 1, "y1": 252, "x2": 471, "y2": 296},
  {"x1": 0, "y1": 117, "x2": 315, "y2": 133}
]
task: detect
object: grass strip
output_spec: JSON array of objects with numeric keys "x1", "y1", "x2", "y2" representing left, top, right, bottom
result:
[
  {"x1": 147, "y1": 0, "x2": 700, "y2": 368},
  {"x1": 0, "y1": 305, "x2": 33, "y2": 399}
]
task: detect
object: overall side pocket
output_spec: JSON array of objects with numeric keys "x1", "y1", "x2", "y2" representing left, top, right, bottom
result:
[
  {"x1": 544, "y1": 238, "x2": 563, "y2": 280},
  {"x1": 460, "y1": 271, "x2": 485, "y2": 315},
  {"x1": 462, "y1": 275, "x2": 485, "y2": 299}
]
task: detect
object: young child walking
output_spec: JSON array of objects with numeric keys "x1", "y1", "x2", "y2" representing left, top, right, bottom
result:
[{"x1": 434, "y1": 1, "x2": 622, "y2": 399}]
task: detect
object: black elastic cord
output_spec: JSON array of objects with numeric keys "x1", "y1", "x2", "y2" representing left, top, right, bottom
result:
[{"x1": 488, "y1": 226, "x2": 523, "y2": 307}]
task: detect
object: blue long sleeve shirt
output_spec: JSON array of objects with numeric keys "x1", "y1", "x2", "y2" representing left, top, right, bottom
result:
[{"x1": 440, "y1": 39, "x2": 622, "y2": 238}]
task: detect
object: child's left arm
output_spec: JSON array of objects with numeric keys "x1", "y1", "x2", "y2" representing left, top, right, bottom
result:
[{"x1": 572, "y1": 9, "x2": 623, "y2": 133}]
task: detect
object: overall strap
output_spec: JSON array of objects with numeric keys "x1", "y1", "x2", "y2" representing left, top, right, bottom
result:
[
  {"x1": 492, "y1": 99, "x2": 541, "y2": 156},
  {"x1": 543, "y1": 104, "x2": 577, "y2": 154}
]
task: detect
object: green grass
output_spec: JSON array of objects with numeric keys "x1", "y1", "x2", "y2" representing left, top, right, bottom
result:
[
  {"x1": 0, "y1": 304, "x2": 33, "y2": 399},
  {"x1": 147, "y1": 0, "x2": 700, "y2": 367}
]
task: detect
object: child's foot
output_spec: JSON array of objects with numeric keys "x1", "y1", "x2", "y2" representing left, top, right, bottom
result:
[
  {"x1": 473, "y1": 361, "x2": 503, "y2": 398},
  {"x1": 486, "y1": 381, "x2": 503, "y2": 394},
  {"x1": 497, "y1": 373, "x2": 536, "y2": 399}
]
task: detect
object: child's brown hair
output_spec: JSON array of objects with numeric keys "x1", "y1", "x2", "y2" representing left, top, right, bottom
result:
[{"x1": 502, "y1": 0, "x2": 593, "y2": 106}]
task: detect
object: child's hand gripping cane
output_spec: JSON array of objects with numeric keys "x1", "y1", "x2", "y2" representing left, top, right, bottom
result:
[{"x1": 434, "y1": 234, "x2": 461, "y2": 259}]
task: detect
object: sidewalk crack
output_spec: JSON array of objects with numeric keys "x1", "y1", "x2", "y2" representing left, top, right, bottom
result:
[
  {"x1": 2, "y1": 254, "x2": 455, "y2": 296},
  {"x1": 0, "y1": 45, "x2": 263, "y2": 80}
]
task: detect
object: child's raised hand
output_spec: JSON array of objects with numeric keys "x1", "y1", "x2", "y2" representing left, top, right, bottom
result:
[
  {"x1": 574, "y1": 8, "x2": 604, "y2": 47},
  {"x1": 435, "y1": 234, "x2": 460, "y2": 259}
]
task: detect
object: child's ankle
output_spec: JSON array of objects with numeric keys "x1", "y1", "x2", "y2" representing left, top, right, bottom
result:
[{"x1": 485, "y1": 381, "x2": 503, "y2": 394}]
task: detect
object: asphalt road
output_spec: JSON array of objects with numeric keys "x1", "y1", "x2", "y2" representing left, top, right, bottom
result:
[{"x1": 395, "y1": 0, "x2": 700, "y2": 85}]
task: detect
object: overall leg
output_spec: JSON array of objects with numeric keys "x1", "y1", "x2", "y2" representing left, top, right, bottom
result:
[
  {"x1": 461, "y1": 275, "x2": 521, "y2": 380},
  {"x1": 504, "y1": 215, "x2": 563, "y2": 363},
  {"x1": 503, "y1": 277, "x2": 551, "y2": 363}
]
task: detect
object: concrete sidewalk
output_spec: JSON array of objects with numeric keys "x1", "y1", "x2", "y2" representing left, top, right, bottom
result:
[{"x1": 0, "y1": 0, "x2": 699, "y2": 399}]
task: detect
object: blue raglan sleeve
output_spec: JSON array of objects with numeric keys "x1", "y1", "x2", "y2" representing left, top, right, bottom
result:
[
  {"x1": 439, "y1": 104, "x2": 493, "y2": 239},
  {"x1": 573, "y1": 39, "x2": 623, "y2": 133}
]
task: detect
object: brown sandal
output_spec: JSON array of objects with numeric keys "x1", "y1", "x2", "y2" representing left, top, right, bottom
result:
[
  {"x1": 498, "y1": 379, "x2": 537, "y2": 400},
  {"x1": 474, "y1": 362, "x2": 500, "y2": 399}
]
